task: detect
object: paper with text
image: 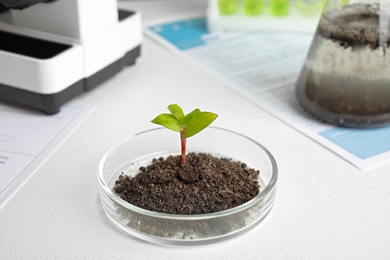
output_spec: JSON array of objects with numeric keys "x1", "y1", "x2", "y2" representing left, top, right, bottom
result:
[
  {"x1": 0, "y1": 103, "x2": 93, "y2": 206},
  {"x1": 145, "y1": 17, "x2": 390, "y2": 170}
]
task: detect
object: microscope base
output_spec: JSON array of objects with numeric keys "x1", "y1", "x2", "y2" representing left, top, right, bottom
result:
[{"x1": 0, "y1": 45, "x2": 141, "y2": 114}]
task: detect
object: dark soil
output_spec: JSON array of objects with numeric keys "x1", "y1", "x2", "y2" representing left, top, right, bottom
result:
[
  {"x1": 114, "y1": 153, "x2": 260, "y2": 215},
  {"x1": 305, "y1": 84, "x2": 390, "y2": 116},
  {"x1": 318, "y1": 4, "x2": 388, "y2": 49}
]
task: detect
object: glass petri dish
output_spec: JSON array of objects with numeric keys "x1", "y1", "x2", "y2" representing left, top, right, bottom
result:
[{"x1": 98, "y1": 127, "x2": 278, "y2": 246}]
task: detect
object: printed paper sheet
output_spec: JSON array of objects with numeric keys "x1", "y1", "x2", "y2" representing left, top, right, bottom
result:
[{"x1": 145, "y1": 16, "x2": 390, "y2": 170}]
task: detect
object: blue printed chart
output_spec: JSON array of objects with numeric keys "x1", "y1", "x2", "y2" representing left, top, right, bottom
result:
[
  {"x1": 320, "y1": 127, "x2": 390, "y2": 160},
  {"x1": 146, "y1": 17, "x2": 390, "y2": 170}
]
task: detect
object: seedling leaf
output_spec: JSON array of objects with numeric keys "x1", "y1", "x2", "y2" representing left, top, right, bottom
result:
[
  {"x1": 182, "y1": 112, "x2": 218, "y2": 138},
  {"x1": 151, "y1": 104, "x2": 218, "y2": 166},
  {"x1": 181, "y1": 108, "x2": 200, "y2": 125},
  {"x1": 151, "y1": 113, "x2": 183, "y2": 132},
  {"x1": 168, "y1": 104, "x2": 185, "y2": 121}
]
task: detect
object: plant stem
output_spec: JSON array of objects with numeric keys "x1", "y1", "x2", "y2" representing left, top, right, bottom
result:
[{"x1": 180, "y1": 131, "x2": 187, "y2": 166}]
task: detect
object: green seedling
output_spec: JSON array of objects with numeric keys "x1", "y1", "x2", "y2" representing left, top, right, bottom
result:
[{"x1": 151, "y1": 104, "x2": 218, "y2": 166}]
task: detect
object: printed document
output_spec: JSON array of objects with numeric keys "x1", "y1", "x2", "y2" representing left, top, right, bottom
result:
[
  {"x1": 145, "y1": 16, "x2": 390, "y2": 170},
  {"x1": 0, "y1": 103, "x2": 92, "y2": 205}
]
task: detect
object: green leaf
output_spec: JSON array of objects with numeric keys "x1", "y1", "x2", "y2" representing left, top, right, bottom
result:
[
  {"x1": 168, "y1": 104, "x2": 185, "y2": 121},
  {"x1": 182, "y1": 111, "x2": 218, "y2": 138},
  {"x1": 151, "y1": 105, "x2": 218, "y2": 138},
  {"x1": 151, "y1": 104, "x2": 218, "y2": 166},
  {"x1": 151, "y1": 113, "x2": 182, "y2": 132},
  {"x1": 181, "y1": 108, "x2": 200, "y2": 125}
]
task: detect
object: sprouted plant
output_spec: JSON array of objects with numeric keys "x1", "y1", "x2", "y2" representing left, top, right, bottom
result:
[{"x1": 151, "y1": 104, "x2": 218, "y2": 166}]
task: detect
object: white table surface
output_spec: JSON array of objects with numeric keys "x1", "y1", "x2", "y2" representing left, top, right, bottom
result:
[{"x1": 2, "y1": 1, "x2": 390, "y2": 259}]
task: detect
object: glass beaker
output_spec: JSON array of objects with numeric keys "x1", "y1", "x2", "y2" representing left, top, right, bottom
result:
[{"x1": 296, "y1": 0, "x2": 390, "y2": 127}]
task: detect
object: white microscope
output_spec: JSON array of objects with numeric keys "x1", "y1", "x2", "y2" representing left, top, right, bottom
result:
[{"x1": 0, "y1": 0, "x2": 142, "y2": 114}]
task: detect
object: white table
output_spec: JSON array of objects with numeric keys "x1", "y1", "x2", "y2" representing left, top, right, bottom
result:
[{"x1": 2, "y1": 1, "x2": 390, "y2": 259}]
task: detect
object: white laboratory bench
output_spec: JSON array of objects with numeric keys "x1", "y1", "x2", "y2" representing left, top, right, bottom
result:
[{"x1": 1, "y1": 1, "x2": 390, "y2": 259}]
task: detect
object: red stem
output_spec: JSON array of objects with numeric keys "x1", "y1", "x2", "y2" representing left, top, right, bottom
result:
[{"x1": 180, "y1": 132, "x2": 187, "y2": 166}]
